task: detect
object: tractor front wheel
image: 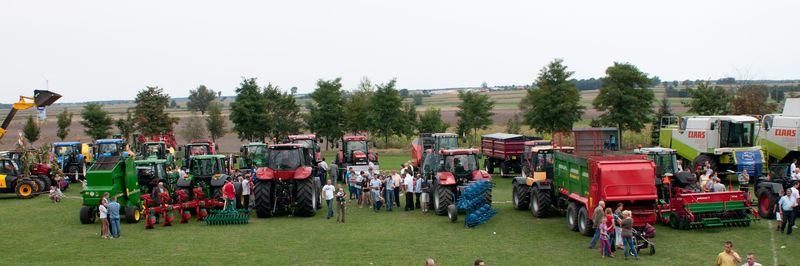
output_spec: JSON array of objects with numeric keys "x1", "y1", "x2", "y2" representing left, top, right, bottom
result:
[
  {"x1": 80, "y1": 206, "x2": 96, "y2": 224},
  {"x1": 512, "y1": 182, "x2": 529, "y2": 210},
  {"x1": 125, "y1": 206, "x2": 141, "y2": 223},
  {"x1": 577, "y1": 206, "x2": 592, "y2": 236},
  {"x1": 757, "y1": 188, "x2": 776, "y2": 219},
  {"x1": 294, "y1": 178, "x2": 317, "y2": 217},
  {"x1": 254, "y1": 181, "x2": 273, "y2": 218},
  {"x1": 447, "y1": 204, "x2": 458, "y2": 223},
  {"x1": 15, "y1": 179, "x2": 35, "y2": 199},
  {"x1": 434, "y1": 184, "x2": 455, "y2": 216}
]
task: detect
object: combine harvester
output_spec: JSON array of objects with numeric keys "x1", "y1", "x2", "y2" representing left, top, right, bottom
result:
[
  {"x1": 755, "y1": 98, "x2": 800, "y2": 218},
  {"x1": 634, "y1": 147, "x2": 756, "y2": 229}
]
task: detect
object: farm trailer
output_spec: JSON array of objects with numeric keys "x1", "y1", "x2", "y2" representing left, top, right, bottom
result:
[{"x1": 480, "y1": 133, "x2": 539, "y2": 177}]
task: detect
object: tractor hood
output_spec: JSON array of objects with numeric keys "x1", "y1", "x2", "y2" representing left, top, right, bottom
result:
[
  {"x1": 256, "y1": 166, "x2": 313, "y2": 180},
  {"x1": 353, "y1": 151, "x2": 367, "y2": 159},
  {"x1": 472, "y1": 170, "x2": 491, "y2": 181}
]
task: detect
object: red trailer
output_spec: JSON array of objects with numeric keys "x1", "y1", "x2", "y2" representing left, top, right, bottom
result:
[{"x1": 480, "y1": 133, "x2": 539, "y2": 176}]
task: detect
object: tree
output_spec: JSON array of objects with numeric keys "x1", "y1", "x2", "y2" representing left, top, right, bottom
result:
[
  {"x1": 23, "y1": 116, "x2": 40, "y2": 144},
  {"x1": 367, "y1": 79, "x2": 406, "y2": 146},
  {"x1": 56, "y1": 108, "x2": 73, "y2": 140},
  {"x1": 80, "y1": 103, "x2": 113, "y2": 140},
  {"x1": 206, "y1": 100, "x2": 226, "y2": 142},
  {"x1": 506, "y1": 113, "x2": 521, "y2": 135},
  {"x1": 187, "y1": 85, "x2": 217, "y2": 114},
  {"x1": 417, "y1": 107, "x2": 449, "y2": 133},
  {"x1": 230, "y1": 78, "x2": 269, "y2": 141},
  {"x1": 290, "y1": 86, "x2": 298, "y2": 95},
  {"x1": 683, "y1": 81, "x2": 730, "y2": 115},
  {"x1": 401, "y1": 103, "x2": 418, "y2": 138},
  {"x1": 412, "y1": 94, "x2": 424, "y2": 106},
  {"x1": 729, "y1": 85, "x2": 778, "y2": 115},
  {"x1": 399, "y1": 88, "x2": 409, "y2": 98},
  {"x1": 343, "y1": 77, "x2": 373, "y2": 134},
  {"x1": 592, "y1": 62, "x2": 655, "y2": 139},
  {"x1": 521, "y1": 59, "x2": 584, "y2": 134},
  {"x1": 169, "y1": 99, "x2": 178, "y2": 109},
  {"x1": 265, "y1": 84, "x2": 303, "y2": 141},
  {"x1": 115, "y1": 110, "x2": 136, "y2": 141},
  {"x1": 181, "y1": 115, "x2": 208, "y2": 141},
  {"x1": 134, "y1": 86, "x2": 178, "y2": 136},
  {"x1": 456, "y1": 90, "x2": 494, "y2": 146},
  {"x1": 306, "y1": 78, "x2": 345, "y2": 147}
]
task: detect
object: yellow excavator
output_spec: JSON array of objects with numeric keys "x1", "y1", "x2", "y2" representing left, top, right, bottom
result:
[{"x1": 0, "y1": 90, "x2": 61, "y2": 140}]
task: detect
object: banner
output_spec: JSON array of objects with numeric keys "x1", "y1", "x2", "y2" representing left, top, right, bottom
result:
[{"x1": 735, "y1": 151, "x2": 762, "y2": 177}]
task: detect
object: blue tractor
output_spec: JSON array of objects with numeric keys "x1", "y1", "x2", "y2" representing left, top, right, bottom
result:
[
  {"x1": 52, "y1": 141, "x2": 87, "y2": 182},
  {"x1": 94, "y1": 139, "x2": 129, "y2": 159}
]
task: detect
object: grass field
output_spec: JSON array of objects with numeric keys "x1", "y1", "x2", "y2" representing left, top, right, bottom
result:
[{"x1": 1, "y1": 153, "x2": 798, "y2": 265}]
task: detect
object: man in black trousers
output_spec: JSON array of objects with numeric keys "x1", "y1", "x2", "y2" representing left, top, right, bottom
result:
[{"x1": 404, "y1": 171, "x2": 414, "y2": 211}]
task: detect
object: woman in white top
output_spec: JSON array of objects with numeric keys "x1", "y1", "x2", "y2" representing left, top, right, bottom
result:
[{"x1": 99, "y1": 204, "x2": 109, "y2": 239}]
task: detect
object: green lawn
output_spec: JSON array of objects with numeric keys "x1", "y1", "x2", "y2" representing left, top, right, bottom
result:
[{"x1": 1, "y1": 153, "x2": 797, "y2": 265}]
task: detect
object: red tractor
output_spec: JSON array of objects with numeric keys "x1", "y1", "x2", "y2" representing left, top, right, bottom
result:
[
  {"x1": 411, "y1": 133, "x2": 459, "y2": 169},
  {"x1": 253, "y1": 144, "x2": 320, "y2": 218},
  {"x1": 332, "y1": 136, "x2": 379, "y2": 180},
  {"x1": 288, "y1": 134, "x2": 322, "y2": 164},
  {"x1": 426, "y1": 148, "x2": 492, "y2": 216}
]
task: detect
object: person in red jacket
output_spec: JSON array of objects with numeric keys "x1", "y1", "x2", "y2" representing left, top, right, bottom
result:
[{"x1": 222, "y1": 180, "x2": 235, "y2": 210}]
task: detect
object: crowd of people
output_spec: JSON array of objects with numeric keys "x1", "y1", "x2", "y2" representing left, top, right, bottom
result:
[
  {"x1": 96, "y1": 192, "x2": 122, "y2": 239},
  {"x1": 587, "y1": 201, "x2": 642, "y2": 260},
  {"x1": 336, "y1": 163, "x2": 431, "y2": 220}
]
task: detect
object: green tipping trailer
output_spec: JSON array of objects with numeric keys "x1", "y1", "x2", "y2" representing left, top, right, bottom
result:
[{"x1": 79, "y1": 156, "x2": 143, "y2": 224}]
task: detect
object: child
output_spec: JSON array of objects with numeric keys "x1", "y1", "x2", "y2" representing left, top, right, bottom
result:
[
  {"x1": 49, "y1": 186, "x2": 63, "y2": 203},
  {"x1": 335, "y1": 185, "x2": 346, "y2": 223},
  {"x1": 599, "y1": 218, "x2": 612, "y2": 258}
]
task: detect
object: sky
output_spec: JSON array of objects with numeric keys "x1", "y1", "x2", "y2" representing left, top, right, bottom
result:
[{"x1": 1, "y1": 0, "x2": 798, "y2": 103}]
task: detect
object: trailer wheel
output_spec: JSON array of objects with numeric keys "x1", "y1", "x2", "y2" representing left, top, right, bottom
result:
[
  {"x1": 566, "y1": 203, "x2": 579, "y2": 231},
  {"x1": 80, "y1": 206, "x2": 96, "y2": 224},
  {"x1": 294, "y1": 178, "x2": 317, "y2": 217},
  {"x1": 512, "y1": 183, "x2": 529, "y2": 210},
  {"x1": 447, "y1": 204, "x2": 458, "y2": 223},
  {"x1": 125, "y1": 206, "x2": 141, "y2": 223},
  {"x1": 499, "y1": 162, "x2": 508, "y2": 177},
  {"x1": 756, "y1": 188, "x2": 776, "y2": 219},
  {"x1": 578, "y1": 206, "x2": 592, "y2": 236},
  {"x1": 669, "y1": 213, "x2": 679, "y2": 229},
  {"x1": 254, "y1": 181, "x2": 273, "y2": 218},
  {"x1": 531, "y1": 188, "x2": 550, "y2": 218},
  {"x1": 483, "y1": 159, "x2": 493, "y2": 174},
  {"x1": 15, "y1": 179, "x2": 36, "y2": 199},
  {"x1": 434, "y1": 184, "x2": 455, "y2": 216}
]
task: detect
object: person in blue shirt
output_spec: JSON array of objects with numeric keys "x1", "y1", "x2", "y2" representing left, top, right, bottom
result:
[
  {"x1": 778, "y1": 188, "x2": 795, "y2": 235},
  {"x1": 107, "y1": 196, "x2": 121, "y2": 239}
]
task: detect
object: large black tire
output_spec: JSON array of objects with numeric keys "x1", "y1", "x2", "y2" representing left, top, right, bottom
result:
[
  {"x1": 433, "y1": 184, "x2": 455, "y2": 216},
  {"x1": 578, "y1": 206, "x2": 592, "y2": 236},
  {"x1": 254, "y1": 181, "x2": 273, "y2": 218},
  {"x1": 484, "y1": 159, "x2": 494, "y2": 174},
  {"x1": 757, "y1": 188, "x2": 777, "y2": 219},
  {"x1": 530, "y1": 188, "x2": 551, "y2": 218},
  {"x1": 67, "y1": 165, "x2": 81, "y2": 183},
  {"x1": 512, "y1": 183, "x2": 529, "y2": 210},
  {"x1": 566, "y1": 203, "x2": 579, "y2": 231},
  {"x1": 125, "y1": 206, "x2": 141, "y2": 223},
  {"x1": 692, "y1": 154, "x2": 716, "y2": 174},
  {"x1": 499, "y1": 161, "x2": 509, "y2": 177},
  {"x1": 80, "y1": 206, "x2": 96, "y2": 224},
  {"x1": 32, "y1": 178, "x2": 46, "y2": 194},
  {"x1": 447, "y1": 204, "x2": 458, "y2": 223},
  {"x1": 38, "y1": 175, "x2": 52, "y2": 193},
  {"x1": 15, "y1": 179, "x2": 36, "y2": 199},
  {"x1": 294, "y1": 178, "x2": 317, "y2": 217}
]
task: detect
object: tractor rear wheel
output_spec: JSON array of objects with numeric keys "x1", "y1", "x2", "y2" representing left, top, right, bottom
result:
[
  {"x1": 15, "y1": 179, "x2": 35, "y2": 199},
  {"x1": 80, "y1": 206, "x2": 96, "y2": 224},
  {"x1": 125, "y1": 206, "x2": 141, "y2": 223},
  {"x1": 254, "y1": 181, "x2": 273, "y2": 218},
  {"x1": 434, "y1": 184, "x2": 455, "y2": 216},
  {"x1": 757, "y1": 188, "x2": 776, "y2": 219},
  {"x1": 512, "y1": 182, "x2": 529, "y2": 210},
  {"x1": 578, "y1": 206, "x2": 592, "y2": 236},
  {"x1": 484, "y1": 159, "x2": 494, "y2": 174},
  {"x1": 530, "y1": 188, "x2": 550, "y2": 218},
  {"x1": 566, "y1": 203, "x2": 579, "y2": 231},
  {"x1": 294, "y1": 178, "x2": 317, "y2": 217}
]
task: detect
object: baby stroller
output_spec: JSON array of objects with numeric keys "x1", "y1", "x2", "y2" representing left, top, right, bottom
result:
[{"x1": 632, "y1": 223, "x2": 656, "y2": 256}]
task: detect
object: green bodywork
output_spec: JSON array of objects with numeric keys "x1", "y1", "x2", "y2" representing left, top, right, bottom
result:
[
  {"x1": 177, "y1": 155, "x2": 229, "y2": 198},
  {"x1": 140, "y1": 142, "x2": 174, "y2": 162},
  {"x1": 685, "y1": 201, "x2": 751, "y2": 227},
  {"x1": 134, "y1": 158, "x2": 178, "y2": 194},
  {"x1": 552, "y1": 152, "x2": 591, "y2": 199},
  {"x1": 760, "y1": 137, "x2": 796, "y2": 162},
  {"x1": 238, "y1": 142, "x2": 267, "y2": 169},
  {"x1": 659, "y1": 128, "x2": 763, "y2": 165},
  {"x1": 82, "y1": 156, "x2": 141, "y2": 208}
]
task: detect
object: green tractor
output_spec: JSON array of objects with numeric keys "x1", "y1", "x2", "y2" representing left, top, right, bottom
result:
[
  {"x1": 79, "y1": 156, "x2": 144, "y2": 224},
  {"x1": 138, "y1": 141, "x2": 175, "y2": 163},
  {"x1": 134, "y1": 158, "x2": 178, "y2": 195},
  {"x1": 238, "y1": 142, "x2": 267, "y2": 170},
  {"x1": 176, "y1": 155, "x2": 230, "y2": 200}
]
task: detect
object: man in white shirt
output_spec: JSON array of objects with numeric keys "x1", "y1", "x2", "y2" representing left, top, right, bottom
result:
[
  {"x1": 322, "y1": 180, "x2": 335, "y2": 219},
  {"x1": 392, "y1": 170, "x2": 402, "y2": 207},
  {"x1": 790, "y1": 181, "x2": 800, "y2": 230},
  {"x1": 404, "y1": 172, "x2": 415, "y2": 211},
  {"x1": 241, "y1": 175, "x2": 251, "y2": 211}
]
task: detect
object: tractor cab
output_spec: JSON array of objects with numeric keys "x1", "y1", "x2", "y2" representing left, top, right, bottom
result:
[
  {"x1": 0, "y1": 157, "x2": 21, "y2": 175},
  {"x1": 140, "y1": 142, "x2": 170, "y2": 161},
  {"x1": 435, "y1": 149, "x2": 489, "y2": 184},
  {"x1": 339, "y1": 136, "x2": 375, "y2": 165},
  {"x1": 94, "y1": 139, "x2": 128, "y2": 159},
  {"x1": 288, "y1": 134, "x2": 322, "y2": 164},
  {"x1": 239, "y1": 142, "x2": 268, "y2": 169},
  {"x1": 134, "y1": 159, "x2": 171, "y2": 193},
  {"x1": 267, "y1": 144, "x2": 307, "y2": 171},
  {"x1": 634, "y1": 147, "x2": 681, "y2": 201},
  {"x1": 53, "y1": 142, "x2": 82, "y2": 164},
  {"x1": 521, "y1": 141, "x2": 574, "y2": 181}
]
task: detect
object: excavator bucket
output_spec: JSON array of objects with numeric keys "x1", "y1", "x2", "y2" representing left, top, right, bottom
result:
[{"x1": 33, "y1": 90, "x2": 61, "y2": 107}]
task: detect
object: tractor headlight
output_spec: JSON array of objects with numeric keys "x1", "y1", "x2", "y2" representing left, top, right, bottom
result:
[{"x1": 90, "y1": 191, "x2": 95, "y2": 197}]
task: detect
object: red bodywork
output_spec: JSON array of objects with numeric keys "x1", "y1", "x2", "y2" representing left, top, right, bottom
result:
[
  {"x1": 561, "y1": 155, "x2": 658, "y2": 227},
  {"x1": 30, "y1": 162, "x2": 51, "y2": 177},
  {"x1": 435, "y1": 149, "x2": 491, "y2": 185},
  {"x1": 336, "y1": 135, "x2": 378, "y2": 165},
  {"x1": 480, "y1": 136, "x2": 528, "y2": 160},
  {"x1": 657, "y1": 188, "x2": 752, "y2": 224},
  {"x1": 141, "y1": 188, "x2": 224, "y2": 229},
  {"x1": 288, "y1": 134, "x2": 322, "y2": 162},
  {"x1": 255, "y1": 144, "x2": 313, "y2": 181}
]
